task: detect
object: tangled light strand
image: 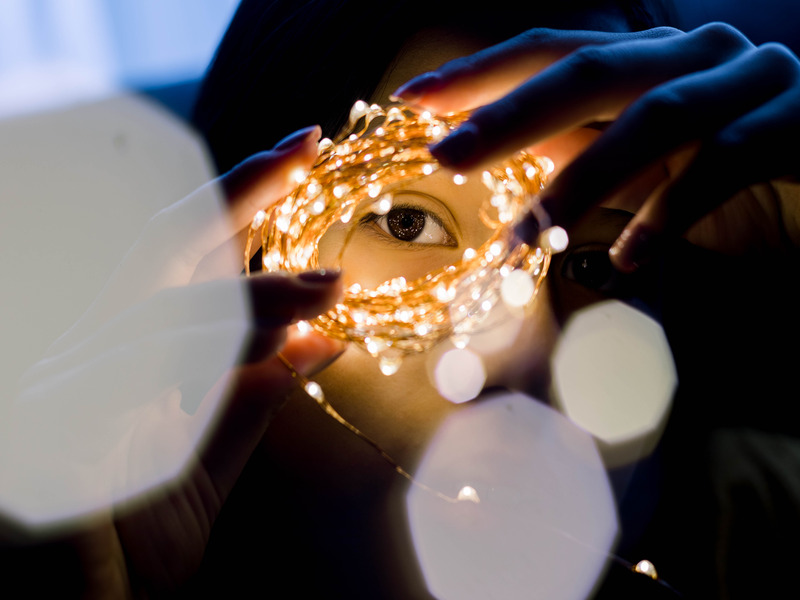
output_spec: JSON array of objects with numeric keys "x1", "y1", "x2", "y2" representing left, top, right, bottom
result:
[
  {"x1": 245, "y1": 101, "x2": 552, "y2": 376},
  {"x1": 243, "y1": 105, "x2": 675, "y2": 589}
]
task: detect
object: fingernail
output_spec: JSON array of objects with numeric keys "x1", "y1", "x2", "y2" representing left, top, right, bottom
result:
[
  {"x1": 609, "y1": 224, "x2": 657, "y2": 273},
  {"x1": 274, "y1": 125, "x2": 321, "y2": 151},
  {"x1": 430, "y1": 122, "x2": 480, "y2": 167},
  {"x1": 391, "y1": 72, "x2": 442, "y2": 104},
  {"x1": 297, "y1": 268, "x2": 342, "y2": 283}
]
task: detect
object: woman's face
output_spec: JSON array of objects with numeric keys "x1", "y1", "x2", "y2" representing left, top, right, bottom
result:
[{"x1": 261, "y1": 26, "x2": 653, "y2": 493}]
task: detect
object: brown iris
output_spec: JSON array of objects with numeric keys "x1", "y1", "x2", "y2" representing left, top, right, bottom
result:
[{"x1": 386, "y1": 208, "x2": 425, "y2": 241}]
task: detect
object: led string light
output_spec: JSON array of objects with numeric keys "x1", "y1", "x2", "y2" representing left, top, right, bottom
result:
[
  {"x1": 243, "y1": 100, "x2": 555, "y2": 502},
  {"x1": 245, "y1": 102, "x2": 672, "y2": 591},
  {"x1": 245, "y1": 101, "x2": 553, "y2": 376}
]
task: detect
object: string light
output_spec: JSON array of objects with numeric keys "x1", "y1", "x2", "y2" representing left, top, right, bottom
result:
[
  {"x1": 245, "y1": 101, "x2": 553, "y2": 375},
  {"x1": 244, "y1": 106, "x2": 678, "y2": 593}
]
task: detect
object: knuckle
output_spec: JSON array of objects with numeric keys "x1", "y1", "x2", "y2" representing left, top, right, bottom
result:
[
  {"x1": 517, "y1": 27, "x2": 563, "y2": 47},
  {"x1": 635, "y1": 87, "x2": 690, "y2": 123},
  {"x1": 567, "y1": 44, "x2": 616, "y2": 81},
  {"x1": 692, "y1": 22, "x2": 753, "y2": 52},
  {"x1": 711, "y1": 126, "x2": 748, "y2": 158},
  {"x1": 754, "y1": 43, "x2": 800, "y2": 85},
  {"x1": 637, "y1": 26, "x2": 682, "y2": 40}
]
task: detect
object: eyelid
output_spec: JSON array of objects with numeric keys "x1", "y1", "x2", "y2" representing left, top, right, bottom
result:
[{"x1": 358, "y1": 198, "x2": 458, "y2": 247}]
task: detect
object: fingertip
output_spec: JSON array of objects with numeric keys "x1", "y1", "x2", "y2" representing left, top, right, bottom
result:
[
  {"x1": 222, "y1": 125, "x2": 320, "y2": 201},
  {"x1": 274, "y1": 125, "x2": 322, "y2": 151},
  {"x1": 608, "y1": 224, "x2": 658, "y2": 273},
  {"x1": 282, "y1": 329, "x2": 347, "y2": 377},
  {"x1": 429, "y1": 122, "x2": 481, "y2": 168},
  {"x1": 392, "y1": 71, "x2": 443, "y2": 105},
  {"x1": 297, "y1": 268, "x2": 342, "y2": 284}
]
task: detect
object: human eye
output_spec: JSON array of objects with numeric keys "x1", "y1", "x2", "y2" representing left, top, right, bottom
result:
[
  {"x1": 360, "y1": 199, "x2": 457, "y2": 247},
  {"x1": 560, "y1": 244, "x2": 621, "y2": 293}
]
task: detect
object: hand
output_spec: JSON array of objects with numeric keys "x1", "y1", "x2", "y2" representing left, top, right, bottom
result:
[
  {"x1": 2, "y1": 125, "x2": 344, "y2": 596},
  {"x1": 393, "y1": 23, "x2": 800, "y2": 271}
]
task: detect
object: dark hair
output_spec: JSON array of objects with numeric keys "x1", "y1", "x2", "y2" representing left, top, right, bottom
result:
[{"x1": 192, "y1": 0, "x2": 671, "y2": 174}]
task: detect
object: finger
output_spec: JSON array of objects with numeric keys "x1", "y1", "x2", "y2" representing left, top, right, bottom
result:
[
  {"x1": 539, "y1": 41, "x2": 798, "y2": 230},
  {"x1": 64, "y1": 125, "x2": 322, "y2": 341},
  {"x1": 189, "y1": 127, "x2": 326, "y2": 284},
  {"x1": 198, "y1": 329, "x2": 346, "y2": 500},
  {"x1": 30, "y1": 270, "x2": 342, "y2": 384},
  {"x1": 610, "y1": 82, "x2": 800, "y2": 271},
  {"x1": 142, "y1": 125, "x2": 321, "y2": 280},
  {"x1": 429, "y1": 23, "x2": 752, "y2": 170},
  {"x1": 392, "y1": 28, "x2": 664, "y2": 112}
]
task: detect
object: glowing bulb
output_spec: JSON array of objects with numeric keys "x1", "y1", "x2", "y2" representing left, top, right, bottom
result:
[
  {"x1": 310, "y1": 199, "x2": 325, "y2": 215},
  {"x1": 540, "y1": 156, "x2": 555, "y2": 175},
  {"x1": 501, "y1": 269, "x2": 535, "y2": 308},
  {"x1": 291, "y1": 167, "x2": 307, "y2": 184},
  {"x1": 634, "y1": 560, "x2": 658, "y2": 580},
  {"x1": 415, "y1": 323, "x2": 432, "y2": 336},
  {"x1": 350, "y1": 100, "x2": 369, "y2": 121},
  {"x1": 340, "y1": 204, "x2": 356, "y2": 223},
  {"x1": 379, "y1": 354, "x2": 403, "y2": 376},
  {"x1": 435, "y1": 284, "x2": 453, "y2": 302},
  {"x1": 244, "y1": 100, "x2": 553, "y2": 369},
  {"x1": 434, "y1": 348, "x2": 486, "y2": 404},
  {"x1": 251, "y1": 210, "x2": 266, "y2": 229},
  {"x1": 296, "y1": 320, "x2": 312, "y2": 335},
  {"x1": 276, "y1": 214, "x2": 290, "y2": 233},
  {"x1": 451, "y1": 333, "x2": 470, "y2": 349},
  {"x1": 304, "y1": 381, "x2": 324, "y2": 402},
  {"x1": 373, "y1": 194, "x2": 392, "y2": 215},
  {"x1": 457, "y1": 485, "x2": 480, "y2": 503},
  {"x1": 544, "y1": 226, "x2": 569, "y2": 253}
]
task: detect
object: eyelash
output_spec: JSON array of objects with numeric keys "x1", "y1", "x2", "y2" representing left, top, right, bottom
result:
[{"x1": 358, "y1": 202, "x2": 456, "y2": 247}]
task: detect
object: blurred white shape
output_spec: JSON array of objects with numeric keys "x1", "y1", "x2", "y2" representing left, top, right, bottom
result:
[
  {"x1": 434, "y1": 349, "x2": 486, "y2": 404},
  {"x1": 0, "y1": 94, "x2": 243, "y2": 531},
  {"x1": 551, "y1": 300, "x2": 677, "y2": 468},
  {"x1": 544, "y1": 226, "x2": 569, "y2": 253},
  {"x1": 408, "y1": 391, "x2": 617, "y2": 600},
  {"x1": 0, "y1": 0, "x2": 240, "y2": 118},
  {"x1": 500, "y1": 269, "x2": 535, "y2": 308},
  {"x1": 457, "y1": 485, "x2": 480, "y2": 503}
]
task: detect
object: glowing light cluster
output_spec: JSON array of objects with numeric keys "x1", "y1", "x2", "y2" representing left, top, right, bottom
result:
[{"x1": 245, "y1": 101, "x2": 552, "y2": 373}]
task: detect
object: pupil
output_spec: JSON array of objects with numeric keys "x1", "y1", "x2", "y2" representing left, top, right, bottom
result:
[
  {"x1": 387, "y1": 208, "x2": 425, "y2": 241},
  {"x1": 573, "y1": 251, "x2": 613, "y2": 289}
]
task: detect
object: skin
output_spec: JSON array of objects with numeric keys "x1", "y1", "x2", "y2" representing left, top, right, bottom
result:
[
  {"x1": 247, "y1": 25, "x2": 647, "y2": 598},
  {"x1": 24, "y1": 3, "x2": 800, "y2": 597}
]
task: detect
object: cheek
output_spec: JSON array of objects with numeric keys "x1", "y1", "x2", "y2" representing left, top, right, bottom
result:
[{"x1": 475, "y1": 283, "x2": 560, "y2": 400}]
